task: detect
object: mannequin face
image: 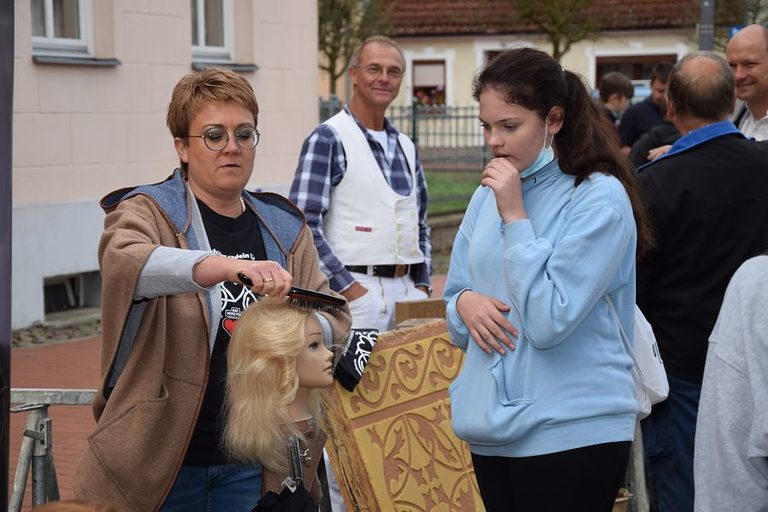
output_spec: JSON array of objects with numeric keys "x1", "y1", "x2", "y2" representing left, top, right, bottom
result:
[{"x1": 296, "y1": 315, "x2": 334, "y2": 389}]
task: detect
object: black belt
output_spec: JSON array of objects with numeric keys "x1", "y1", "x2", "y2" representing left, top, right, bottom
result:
[{"x1": 345, "y1": 264, "x2": 411, "y2": 278}]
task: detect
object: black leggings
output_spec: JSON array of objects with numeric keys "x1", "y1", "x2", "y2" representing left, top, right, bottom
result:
[{"x1": 472, "y1": 441, "x2": 631, "y2": 512}]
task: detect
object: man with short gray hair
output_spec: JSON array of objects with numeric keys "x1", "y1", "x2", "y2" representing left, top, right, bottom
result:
[
  {"x1": 290, "y1": 35, "x2": 432, "y2": 333},
  {"x1": 636, "y1": 51, "x2": 768, "y2": 512},
  {"x1": 290, "y1": 35, "x2": 432, "y2": 512}
]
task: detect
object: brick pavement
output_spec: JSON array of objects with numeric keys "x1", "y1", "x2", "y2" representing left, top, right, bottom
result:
[
  {"x1": 6, "y1": 275, "x2": 447, "y2": 510},
  {"x1": 9, "y1": 337, "x2": 101, "y2": 510}
]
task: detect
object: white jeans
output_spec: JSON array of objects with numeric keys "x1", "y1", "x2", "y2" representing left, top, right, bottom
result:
[{"x1": 347, "y1": 272, "x2": 428, "y2": 333}]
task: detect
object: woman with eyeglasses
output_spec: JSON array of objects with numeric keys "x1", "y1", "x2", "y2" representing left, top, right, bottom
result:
[{"x1": 73, "y1": 68, "x2": 350, "y2": 512}]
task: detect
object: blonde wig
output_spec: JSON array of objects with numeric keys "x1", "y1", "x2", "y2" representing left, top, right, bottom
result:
[{"x1": 224, "y1": 297, "x2": 327, "y2": 472}]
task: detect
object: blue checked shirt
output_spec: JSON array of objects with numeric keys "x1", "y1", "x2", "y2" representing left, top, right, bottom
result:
[{"x1": 290, "y1": 107, "x2": 432, "y2": 293}]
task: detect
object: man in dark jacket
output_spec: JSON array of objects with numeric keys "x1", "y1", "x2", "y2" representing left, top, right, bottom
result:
[
  {"x1": 619, "y1": 63, "x2": 673, "y2": 154},
  {"x1": 629, "y1": 120, "x2": 679, "y2": 168},
  {"x1": 637, "y1": 51, "x2": 768, "y2": 512}
]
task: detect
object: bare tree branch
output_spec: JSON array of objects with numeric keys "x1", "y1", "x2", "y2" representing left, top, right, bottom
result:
[
  {"x1": 318, "y1": 0, "x2": 393, "y2": 95},
  {"x1": 714, "y1": 0, "x2": 768, "y2": 50},
  {"x1": 514, "y1": 0, "x2": 601, "y2": 61}
]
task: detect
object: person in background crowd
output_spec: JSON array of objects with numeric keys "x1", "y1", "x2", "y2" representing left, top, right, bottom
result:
[
  {"x1": 727, "y1": 24, "x2": 768, "y2": 141},
  {"x1": 619, "y1": 63, "x2": 674, "y2": 154},
  {"x1": 597, "y1": 71, "x2": 634, "y2": 137},
  {"x1": 629, "y1": 119, "x2": 680, "y2": 168},
  {"x1": 636, "y1": 51, "x2": 768, "y2": 512},
  {"x1": 290, "y1": 35, "x2": 432, "y2": 335},
  {"x1": 444, "y1": 47, "x2": 653, "y2": 512},
  {"x1": 694, "y1": 253, "x2": 768, "y2": 511}
]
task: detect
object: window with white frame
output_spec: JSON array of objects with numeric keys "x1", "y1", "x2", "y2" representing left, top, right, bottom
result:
[
  {"x1": 412, "y1": 60, "x2": 446, "y2": 107},
  {"x1": 191, "y1": 0, "x2": 233, "y2": 62},
  {"x1": 31, "y1": 0, "x2": 91, "y2": 56}
]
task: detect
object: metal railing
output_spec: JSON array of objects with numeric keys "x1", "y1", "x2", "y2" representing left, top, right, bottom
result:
[
  {"x1": 386, "y1": 104, "x2": 484, "y2": 150},
  {"x1": 9, "y1": 388, "x2": 97, "y2": 511},
  {"x1": 319, "y1": 95, "x2": 343, "y2": 124}
]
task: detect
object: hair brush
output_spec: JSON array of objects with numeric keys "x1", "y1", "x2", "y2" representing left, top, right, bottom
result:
[{"x1": 237, "y1": 272, "x2": 346, "y2": 314}]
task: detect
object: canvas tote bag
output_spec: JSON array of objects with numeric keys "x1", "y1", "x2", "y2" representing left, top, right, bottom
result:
[{"x1": 606, "y1": 296, "x2": 669, "y2": 419}]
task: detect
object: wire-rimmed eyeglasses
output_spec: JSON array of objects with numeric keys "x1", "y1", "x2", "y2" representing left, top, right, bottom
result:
[
  {"x1": 187, "y1": 126, "x2": 260, "y2": 151},
  {"x1": 356, "y1": 64, "x2": 403, "y2": 80}
]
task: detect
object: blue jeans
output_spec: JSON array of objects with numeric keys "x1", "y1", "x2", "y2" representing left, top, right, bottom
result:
[
  {"x1": 641, "y1": 373, "x2": 701, "y2": 512},
  {"x1": 161, "y1": 463, "x2": 263, "y2": 512}
]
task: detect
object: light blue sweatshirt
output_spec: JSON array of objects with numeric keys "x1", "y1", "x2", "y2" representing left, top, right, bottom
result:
[{"x1": 445, "y1": 159, "x2": 638, "y2": 457}]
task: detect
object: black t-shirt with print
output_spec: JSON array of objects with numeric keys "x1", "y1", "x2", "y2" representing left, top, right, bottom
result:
[{"x1": 183, "y1": 198, "x2": 266, "y2": 466}]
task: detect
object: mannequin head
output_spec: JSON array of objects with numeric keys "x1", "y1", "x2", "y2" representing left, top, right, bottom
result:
[
  {"x1": 224, "y1": 297, "x2": 334, "y2": 471},
  {"x1": 297, "y1": 313, "x2": 335, "y2": 389}
]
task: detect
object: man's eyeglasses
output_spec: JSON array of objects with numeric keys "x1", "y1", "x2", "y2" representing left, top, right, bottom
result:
[
  {"x1": 358, "y1": 65, "x2": 403, "y2": 80},
  {"x1": 187, "y1": 126, "x2": 260, "y2": 151}
]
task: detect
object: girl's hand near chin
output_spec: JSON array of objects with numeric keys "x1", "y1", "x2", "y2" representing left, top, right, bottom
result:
[{"x1": 481, "y1": 157, "x2": 527, "y2": 223}]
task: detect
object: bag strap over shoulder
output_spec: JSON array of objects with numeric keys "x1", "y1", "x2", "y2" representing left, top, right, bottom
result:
[
  {"x1": 734, "y1": 104, "x2": 748, "y2": 129},
  {"x1": 605, "y1": 296, "x2": 648, "y2": 385}
]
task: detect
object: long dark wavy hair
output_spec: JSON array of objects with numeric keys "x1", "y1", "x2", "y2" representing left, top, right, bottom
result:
[{"x1": 473, "y1": 48, "x2": 654, "y2": 258}]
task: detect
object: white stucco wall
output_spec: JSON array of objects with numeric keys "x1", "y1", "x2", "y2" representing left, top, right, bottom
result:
[{"x1": 12, "y1": 0, "x2": 318, "y2": 328}]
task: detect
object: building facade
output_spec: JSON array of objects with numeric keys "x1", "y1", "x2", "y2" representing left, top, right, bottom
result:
[
  {"x1": 323, "y1": 0, "x2": 700, "y2": 106},
  {"x1": 12, "y1": 0, "x2": 319, "y2": 328}
]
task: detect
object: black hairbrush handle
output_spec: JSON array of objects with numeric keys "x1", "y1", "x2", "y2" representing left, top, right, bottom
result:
[
  {"x1": 237, "y1": 272, "x2": 254, "y2": 287},
  {"x1": 237, "y1": 272, "x2": 346, "y2": 312}
]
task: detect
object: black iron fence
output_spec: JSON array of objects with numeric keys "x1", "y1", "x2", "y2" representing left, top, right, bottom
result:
[
  {"x1": 319, "y1": 95, "x2": 343, "y2": 124},
  {"x1": 319, "y1": 98, "x2": 490, "y2": 170},
  {"x1": 387, "y1": 104, "x2": 483, "y2": 149}
]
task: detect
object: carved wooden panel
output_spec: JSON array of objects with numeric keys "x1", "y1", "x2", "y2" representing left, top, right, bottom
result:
[{"x1": 325, "y1": 320, "x2": 485, "y2": 511}]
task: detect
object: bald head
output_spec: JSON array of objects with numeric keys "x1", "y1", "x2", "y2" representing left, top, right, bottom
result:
[
  {"x1": 728, "y1": 24, "x2": 768, "y2": 51},
  {"x1": 726, "y1": 24, "x2": 768, "y2": 112},
  {"x1": 667, "y1": 52, "x2": 735, "y2": 122}
]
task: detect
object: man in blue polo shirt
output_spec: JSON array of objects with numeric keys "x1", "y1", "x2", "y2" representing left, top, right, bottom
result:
[
  {"x1": 637, "y1": 51, "x2": 768, "y2": 512},
  {"x1": 619, "y1": 63, "x2": 674, "y2": 154}
]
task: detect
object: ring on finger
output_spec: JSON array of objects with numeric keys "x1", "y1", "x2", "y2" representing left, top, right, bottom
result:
[{"x1": 263, "y1": 275, "x2": 274, "y2": 284}]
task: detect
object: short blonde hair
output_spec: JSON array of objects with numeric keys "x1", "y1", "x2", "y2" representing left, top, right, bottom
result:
[{"x1": 224, "y1": 298, "x2": 327, "y2": 472}]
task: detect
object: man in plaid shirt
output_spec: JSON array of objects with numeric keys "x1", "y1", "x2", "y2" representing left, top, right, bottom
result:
[{"x1": 290, "y1": 35, "x2": 432, "y2": 334}]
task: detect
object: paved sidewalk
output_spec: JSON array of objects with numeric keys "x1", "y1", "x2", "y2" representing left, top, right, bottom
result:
[
  {"x1": 9, "y1": 337, "x2": 101, "y2": 509},
  {"x1": 7, "y1": 275, "x2": 447, "y2": 509}
]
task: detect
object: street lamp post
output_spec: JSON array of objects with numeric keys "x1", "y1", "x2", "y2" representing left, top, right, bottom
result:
[
  {"x1": 0, "y1": 1, "x2": 14, "y2": 506},
  {"x1": 699, "y1": 0, "x2": 715, "y2": 50}
]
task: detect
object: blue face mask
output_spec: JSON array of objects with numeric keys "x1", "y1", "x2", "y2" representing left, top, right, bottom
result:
[{"x1": 520, "y1": 119, "x2": 555, "y2": 180}]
